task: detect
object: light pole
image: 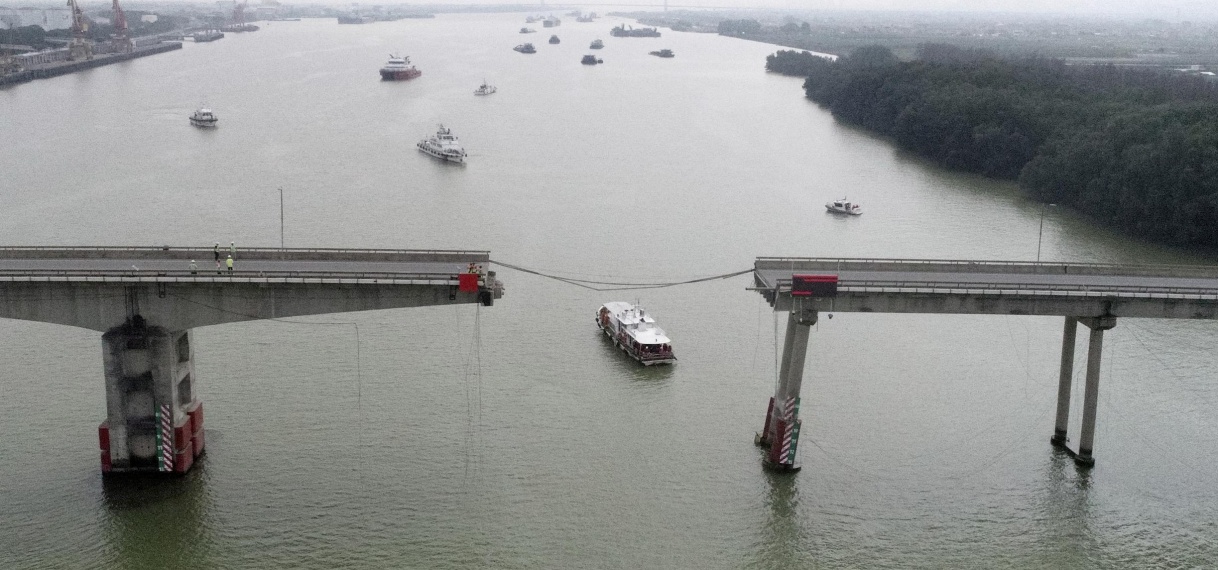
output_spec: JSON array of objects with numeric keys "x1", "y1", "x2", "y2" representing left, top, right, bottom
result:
[
  {"x1": 279, "y1": 187, "x2": 284, "y2": 250},
  {"x1": 1037, "y1": 203, "x2": 1056, "y2": 263}
]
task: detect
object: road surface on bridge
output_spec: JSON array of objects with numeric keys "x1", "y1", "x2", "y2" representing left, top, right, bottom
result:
[
  {"x1": 755, "y1": 258, "x2": 1218, "y2": 297},
  {"x1": 0, "y1": 247, "x2": 491, "y2": 281}
]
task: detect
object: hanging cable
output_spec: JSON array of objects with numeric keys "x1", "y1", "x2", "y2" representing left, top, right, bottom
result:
[{"x1": 489, "y1": 259, "x2": 752, "y2": 292}]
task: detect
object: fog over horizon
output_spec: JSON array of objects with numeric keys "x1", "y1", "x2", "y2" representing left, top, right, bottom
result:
[{"x1": 10, "y1": 0, "x2": 1218, "y2": 21}]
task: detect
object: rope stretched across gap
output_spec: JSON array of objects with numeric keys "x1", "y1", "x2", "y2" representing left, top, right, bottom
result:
[{"x1": 489, "y1": 260, "x2": 752, "y2": 292}]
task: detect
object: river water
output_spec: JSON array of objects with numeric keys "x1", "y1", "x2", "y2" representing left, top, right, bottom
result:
[{"x1": 3, "y1": 13, "x2": 1218, "y2": 569}]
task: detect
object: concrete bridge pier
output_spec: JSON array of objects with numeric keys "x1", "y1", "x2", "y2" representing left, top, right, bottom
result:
[
  {"x1": 1050, "y1": 317, "x2": 1078, "y2": 446},
  {"x1": 1050, "y1": 315, "x2": 1116, "y2": 467},
  {"x1": 99, "y1": 316, "x2": 204, "y2": 475},
  {"x1": 755, "y1": 302, "x2": 817, "y2": 473}
]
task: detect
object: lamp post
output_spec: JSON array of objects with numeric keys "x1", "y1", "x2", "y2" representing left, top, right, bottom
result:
[
  {"x1": 1037, "y1": 203, "x2": 1057, "y2": 263},
  {"x1": 279, "y1": 187, "x2": 284, "y2": 250}
]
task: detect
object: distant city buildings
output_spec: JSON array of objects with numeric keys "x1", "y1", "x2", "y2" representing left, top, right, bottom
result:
[{"x1": 0, "y1": 7, "x2": 72, "y2": 31}]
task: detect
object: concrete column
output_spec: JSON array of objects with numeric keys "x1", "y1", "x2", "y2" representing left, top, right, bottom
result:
[
  {"x1": 99, "y1": 317, "x2": 204, "y2": 475},
  {"x1": 1075, "y1": 316, "x2": 1116, "y2": 467},
  {"x1": 757, "y1": 303, "x2": 816, "y2": 473},
  {"x1": 1051, "y1": 317, "x2": 1078, "y2": 446}
]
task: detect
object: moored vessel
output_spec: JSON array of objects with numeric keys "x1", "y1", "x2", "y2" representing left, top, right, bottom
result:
[
  {"x1": 189, "y1": 107, "x2": 218, "y2": 128},
  {"x1": 474, "y1": 81, "x2": 496, "y2": 96},
  {"x1": 379, "y1": 54, "x2": 421, "y2": 80},
  {"x1": 549, "y1": 35, "x2": 560, "y2": 44},
  {"x1": 416, "y1": 124, "x2": 467, "y2": 163},
  {"x1": 825, "y1": 198, "x2": 862, "y2": 215},
  {"x1": 590, "y1": 39, "x2": 604, "y2": 49},
  {"x1": 649, "y1": 49, "x2": 674, "y2": 58},
  {"x1": 610, "y1": 24, "x2": 660, "y2": 38},
  {"x1": 596, "y1": 302, "x2": 676, "y2": 366},
  {"x1": 520, "y1": 27, "x2": 535, "y2": 33},
  {"x1": 514, "y1": 43, "x2": 536, "y2": 54},
  {"x1": 581, "y1": 54, "x2": 603, "y2": 65}
]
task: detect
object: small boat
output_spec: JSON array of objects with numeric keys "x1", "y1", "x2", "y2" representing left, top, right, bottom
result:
[
  {"x1": 379, "y1": 54, "x2": 421, "y2": 81},
  {"x1": 549, "y1": 35, "x2": 560, "y2": 44},
  {"x1": 416, "y1": 124, "x2": 467, "y2": 164},
  {"x1": 474, "y1": 81, "x2": 496, "y2": 96},
  {"x1": 520, "y1": 27, "x2": 535, "y2": 34},
  {"x1": 649, "y1": 49, "x2": 674, "y2": 58},
  {"x1": 596, "y1": 302, "x2": 676, "y2": 366},
  {"x1": 825, "y1": 198, "x2": 862, "y2": 215},
  {"x1": 514, "y1": 43, "x2": 536, "y2": 54},
  {"x1": 581, "y1": 54, "x2": 603, "y2": 65},
  {"x1": 589, "y1": 39, "x2": 604, "y2": 49},
  {"x1": 189, "y1": 107, "x2": 218, "y2": 128},
  {"x1": 543, "y1": 17, "x2": 560, "y2": 28},
  {"x1": 525, "y1": 16, "x2": 537, "y2": 23}
]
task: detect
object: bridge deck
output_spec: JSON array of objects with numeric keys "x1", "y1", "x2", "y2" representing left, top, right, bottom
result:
[
  {"x1": 0, "y1": 247, "x2": 490, "y2": 283},
  {"x1": 754, "y1": 258, "x2": 1218, "y2": 319},
  {"x1": 0, "y1": 247, "x2": 503, "y2": 331}
]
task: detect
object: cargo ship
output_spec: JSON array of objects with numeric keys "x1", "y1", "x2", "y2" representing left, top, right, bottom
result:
[{"x1": 610, "y1": 25, "x2": 661, "y2": 38}]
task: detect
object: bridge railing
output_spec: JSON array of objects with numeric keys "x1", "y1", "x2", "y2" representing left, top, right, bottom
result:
[
  {"x1": 756, "y1": 257, "x2": 1218, "y2": 279},
  {"x1": 0, "y1": 247, "x2": 491, "y2": 263},
  {"x1": 764, "y1": 277, "x2": 1218, "y2": 299},
  {"x1": 0, "y1": 268, "x2": 490, "y2": 283}
]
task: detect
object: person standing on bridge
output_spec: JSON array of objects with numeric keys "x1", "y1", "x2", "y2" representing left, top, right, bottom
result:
[
  {"x1": 230, "y1": 241, "x2": 236, "y2": 257},
  {"x1": 189, "y1": 260, "x2": 198, "y2": 275},
  {"x1": 213, "y1": 243, "x2": 220, "y2": 263},
  {"x1": 226, "y1": 255, "x2": 234, "y2": 273}
]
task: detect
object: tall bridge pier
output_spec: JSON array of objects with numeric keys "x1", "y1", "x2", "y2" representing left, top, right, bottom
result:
[
  {"x1": 751, "y1": 257, "x2": 1218, "y2": 473},
  {"x1": 1051, "y1": 315, "x2": 1116, "y2": 467},
  {"x1": 754, "y1": 300, "x2": 816, "y2": 472},
  {"x1": 0, "y1": 247, "x2": 503, "y2": 476}
]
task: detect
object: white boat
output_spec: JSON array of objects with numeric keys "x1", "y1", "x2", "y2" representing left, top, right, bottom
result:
[
  {"x1": 189, "y1": 107, "x2": 218, "y2": 128},
  {"x1": 825, "y1": 198, "x2": 861, "y2": 215},
  {"x1": 595, "y1": 302, "x2": 676, "y2": 366},
  {"x1": 416, "y1": 124, "x2": 467, "y2": 163},
  {"x1": 474, "y1": 81, "x2": 496, "y2": 96}
]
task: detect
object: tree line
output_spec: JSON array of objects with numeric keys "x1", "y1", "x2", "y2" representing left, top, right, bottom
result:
[{"x1": 766, "y1": 45, "x2": 1218, "y2": 249}]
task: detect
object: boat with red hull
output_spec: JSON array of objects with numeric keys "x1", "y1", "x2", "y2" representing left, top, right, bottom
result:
[{"x1": 380, "y1": 54, "x2": 421, "y2": 80}]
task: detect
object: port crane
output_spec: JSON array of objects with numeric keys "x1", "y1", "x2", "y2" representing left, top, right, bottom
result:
[
  {"x1": 232, "y1": 1, "x2": 247, "y2": 26},
  {"x1": 66, "y1": 0, "x2": 93, "y2": 61},
  {"x1": 110, "y1": 0, "x2": 132, "y2": 53}
]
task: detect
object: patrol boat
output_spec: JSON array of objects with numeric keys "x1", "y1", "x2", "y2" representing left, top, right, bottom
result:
[
  {"x1": 595, "y1": 302, "x2": 676, "y2": 366},
  {"x1": 825, "y1": 198, "x2": 862, "y2": 215},
  {"x1": 416, "y1": 124, "x2": 467, "y2": 163},
  {"x1": 189, "y1": 107, "x2": 218, "y2": 128}
]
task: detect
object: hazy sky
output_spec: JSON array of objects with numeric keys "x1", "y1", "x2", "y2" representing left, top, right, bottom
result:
[
  {"x1": 11, "y1": 0, "x2": 1218, "y2": 21},
  {"x1": 618, "y1": 0, "x2": 1214, "y2": 20}
]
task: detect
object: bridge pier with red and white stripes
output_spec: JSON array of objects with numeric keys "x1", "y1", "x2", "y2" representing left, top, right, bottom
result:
[
  {"x1": 99, "y1": 319, "x2": 205, "y2": 475},
  {"x1": 754, "y1": 301, "x2": 817, "y2": 472},
  {"x1": 0, "y1": 246, "x2": 503, "y2": 477}
]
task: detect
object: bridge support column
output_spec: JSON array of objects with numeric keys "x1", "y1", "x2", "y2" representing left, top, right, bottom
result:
[
  {"x1": 99, "y1": 317, "x2": 205, "y2": 475},
  {"x1": 1051, "y1": 317, "x2": 1078, "y2": 447},
  {"x1": 755, "y1": 302, "x2": 816, "y2": 473},
  {"x1": 1074, "y1": 316, "x2": 1116, "y2": 468}
]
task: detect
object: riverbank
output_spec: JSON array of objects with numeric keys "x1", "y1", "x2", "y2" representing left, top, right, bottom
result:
[
  {"x1": 0, "y1": 41, "x2": 182, "y2": 88},
  {"x1": 770, "y1": 45, "x2": 1218, "y2": 251}
]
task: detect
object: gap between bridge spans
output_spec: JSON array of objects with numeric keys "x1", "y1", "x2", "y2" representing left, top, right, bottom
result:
[{"x1": 488, "y1": 260, "x2": 753, "y2": 292}]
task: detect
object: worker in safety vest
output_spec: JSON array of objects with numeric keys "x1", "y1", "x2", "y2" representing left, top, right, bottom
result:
[
  {"x1": 226, "y1": 255, "x2": 234, "y2": 272},
  {"x1": 189, "y1": 260, "x2": 198, "y2": 274}
]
